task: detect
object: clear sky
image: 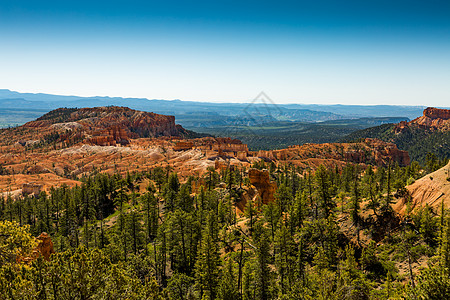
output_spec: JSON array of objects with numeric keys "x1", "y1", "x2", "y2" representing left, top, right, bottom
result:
[{"x1": 1, "y1": 0, "x2": 449, "y2": 106}]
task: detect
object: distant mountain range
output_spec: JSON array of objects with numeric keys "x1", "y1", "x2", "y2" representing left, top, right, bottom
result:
[
  {"x1": 3, "y1": 89, "x2": 447, "y2": 152},
  {"x1": 0, "y1": 89, "x2": 434, "y2": 127}
]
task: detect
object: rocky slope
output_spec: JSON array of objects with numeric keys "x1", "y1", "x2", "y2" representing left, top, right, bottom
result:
[{"x1": 394, "y1": 161, "x2": 450, "y2": 215}]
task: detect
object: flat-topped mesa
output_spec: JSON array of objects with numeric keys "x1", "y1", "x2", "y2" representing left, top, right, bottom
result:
[
  {"x1": 22, "y1": 106, "x2": 190, "y2": 146},
  {"x1": 423, "y1": 107, "x2": 450, "y2": 120},
  {"x1": 395, "y1": 107, "x2": 450, "y2": 132}
]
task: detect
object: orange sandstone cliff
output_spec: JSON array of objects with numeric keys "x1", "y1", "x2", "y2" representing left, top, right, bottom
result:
[
  {"x1": 22, "y1": 106, "x2": 191, "y2": 146},
  {"x1": 395, "y1": 107, "x2": 450, "y2": 133}
]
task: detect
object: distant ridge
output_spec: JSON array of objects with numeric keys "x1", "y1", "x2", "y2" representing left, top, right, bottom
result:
[
  {"x1": 0, "y1": 90, "x2": 440, "y2": 149},
  {"x1": 0, "y1": 89, "x2": 432, "y2": 120},
  {"x1": 343, "y1": 107, "x2": 450, "y2": 163}
]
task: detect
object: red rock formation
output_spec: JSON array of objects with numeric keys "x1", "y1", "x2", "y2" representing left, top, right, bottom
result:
[
  {"x1": 173, "y1": 137, "x2": 249, "y2": 158},
  {"x1": 172, "y1": 137, "x2": 409, "y2": 168},
  {"x1": 22, "y1": 182, "x2": 43, "y2": 196},
  {"x1": 361, "y1": 139, "x2": 410, "y2": 166},
  {"x1": 1, "y1": 107, "x2": 416, "y2": 196},
  {"x1": 249, "y1": 138, "x2": 409, "y2": 167},
  {"x1": 423, "y1": 107, "x2": 450, "y2": 120},
  {"x1": 23, "y1": 106, "x2": 190, "y2": 147},
  {"x1": 378, "y1": 144, "x2": 411, "y2": 166},
  {"x1": 236, "y1": 151, "x2": 248, "y2": 161},
  {"x1": 36, "y1": 232, "x2": 55, "y2": 261},
  {"x1": 19, "y1": 232, "x2": 55, "y2": 263},
  {"x1": 215, "y1": 138, "x2": 249, "y2": 156},
  {"x1": 174, "y1": 141, "x2": 195, "y2": 151},
  {"x1": 87, "y1": 135, "x2": 117, "y2": 146},
  {"x1": 396, "y1": 107, "x2": 450, "y2": 132},
  {"x1": 248, "y1": 168, "x2": 277, "y2": 204}
]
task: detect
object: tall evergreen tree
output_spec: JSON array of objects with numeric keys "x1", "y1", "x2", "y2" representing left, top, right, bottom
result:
[
  {"x1": 315, "y1": 165, "x2": 335, "y2": 219},
  {"x1": 217, "y1": 258, "x2": 239, "y2": 300},
  {"x1": 195, "y1": 211, "x2": 220, "y2": 299},
  {"x1": 253, "y1": 222, "x2": 271, "y2": 300}
]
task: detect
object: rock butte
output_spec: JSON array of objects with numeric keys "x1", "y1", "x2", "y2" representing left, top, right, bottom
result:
[{"x1": 395, "y1": 107, "x2": 450, "y2": 133}]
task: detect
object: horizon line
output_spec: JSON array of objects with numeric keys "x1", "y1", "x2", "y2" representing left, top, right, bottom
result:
[{"x1": 0, "y1": 88, "x2": 443, "y2": 108}]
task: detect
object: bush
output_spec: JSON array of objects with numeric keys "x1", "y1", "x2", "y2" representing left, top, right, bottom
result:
[{"x1": 406, "y1": 177, "x2": 415, "y2": 186}]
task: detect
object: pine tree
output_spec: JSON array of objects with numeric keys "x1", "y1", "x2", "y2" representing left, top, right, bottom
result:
[
  {"x1": 365, "y1": 165, "x2": 380, "y2": 218},
  {"x1": 164, "y1": 172, "x2": 180, "y2": 212},
  {"x1": 195, "y1": 211, "x2": 220, "y2": 299},
  {"x1": 127, "y1": 208, "x2": 144, "y2": 255},
  {"x1": 274, "y1": 223, "x2": 296, "y2": 297},
  {"x1": 253, "y1": 222, "x2": 271, "y2": 300},
  {"x1": 383, "y1": 160, "x2": 393, "y2": 214},
  {"x1": 336, "y1": 246, "x2": 370, "y2": 299},
  {"x1": 440, "y1": 215, "x2": 450, "y2": 269},
  {"x1": 245, "y1": 197, "x2": 257, "y2": 233},
  {"x1": 263, "y1": 201, "x2": 280, "y2": 241},
  {"x1": 167, "y1": 272, "x2": 195, "y2": 300},
  {"x1": 310, "y1": 246, "x2": 336, "y2": 300},
  {"x1": 351, "y1": 170, "x2": 361, "y2": 245},
  {"x1": 141, "y1": 192, "x2": 158, "y2": 243},
  {"x1": 217, "y1": 258, "x2": 239, "y2": 300},
  {"x1": 291, "y1": 191, "x2": 307, "y2": 231},
  {"x1": 315, "y1": 165, "x2": 335, "y2": 219},
  {"x1": 242, "y1": 261, "x2": 255, "y2": 300},
  {"x1": 178, "y1": 184, "x2": 194, "y2": 213},
  {"x1": 275, "y1": 183, "x2": 292, "y2": 214}
]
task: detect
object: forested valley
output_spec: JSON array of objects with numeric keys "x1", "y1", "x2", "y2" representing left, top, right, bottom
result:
[{"x1": 1, "y1": 156, "x2": 450, "y2": 299}]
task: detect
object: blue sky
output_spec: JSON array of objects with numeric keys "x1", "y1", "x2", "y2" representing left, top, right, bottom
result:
[{"x1": 1, "y1": 0, "x2": 449, "y2": 106}]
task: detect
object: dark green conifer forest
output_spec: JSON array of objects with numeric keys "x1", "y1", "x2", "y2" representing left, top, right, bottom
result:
[{"x1": 0, "y1": 156, "x2": 449, "y2": 299}]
